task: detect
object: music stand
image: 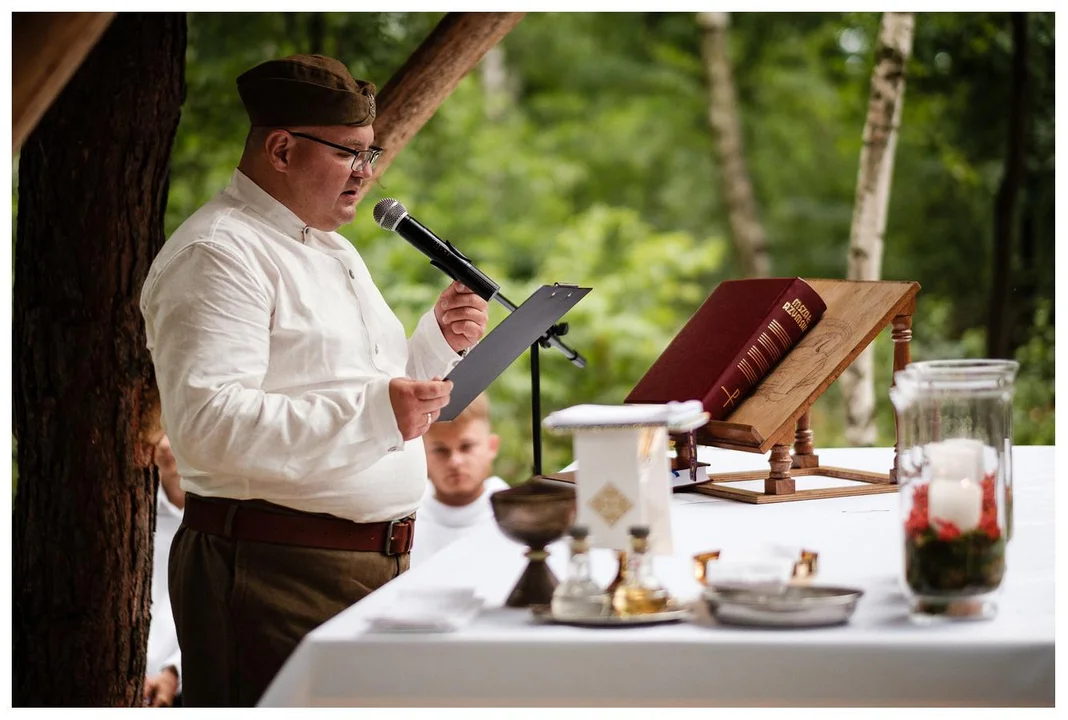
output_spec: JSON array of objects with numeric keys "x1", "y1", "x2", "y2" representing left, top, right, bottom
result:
[{"x1": 440, "y1": 284, "x2": 591, "y2": 473}]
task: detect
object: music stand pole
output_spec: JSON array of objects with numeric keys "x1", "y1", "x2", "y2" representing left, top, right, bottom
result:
[
  {"x1": 531, "y1": 342, "x2": 542, "y2": 476},
  {"x1": 492, "y1": 290, "x2": 585, "y2": 477}
]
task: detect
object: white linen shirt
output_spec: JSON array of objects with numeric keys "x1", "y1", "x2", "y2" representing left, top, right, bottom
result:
[{"x1": 140, "y1": 169, "x2": 461, "y2": 523}]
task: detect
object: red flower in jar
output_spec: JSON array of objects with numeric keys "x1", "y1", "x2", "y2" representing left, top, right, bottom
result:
[
  {"x1": 978, "y1": 514, "x2": 1001, "y2": 541},
  {"x1": 906, "y1": 484, "x2": 930, "y2": 537},
  {"x1": 933, "y1": 519, "x2": 961, "y2": 542},
  {"x1": 978, "y1": 474, "x2": 1000, "y2": 540}
]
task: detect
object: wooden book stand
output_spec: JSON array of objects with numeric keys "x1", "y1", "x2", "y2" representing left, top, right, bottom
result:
[{"x1": 690, "y1": 278, "x2": 920, "y2": 504}]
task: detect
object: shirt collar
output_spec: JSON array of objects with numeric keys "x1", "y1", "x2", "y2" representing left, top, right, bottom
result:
[{"x1": 227, "y1": 168, "x2": 309, "y2": 244}]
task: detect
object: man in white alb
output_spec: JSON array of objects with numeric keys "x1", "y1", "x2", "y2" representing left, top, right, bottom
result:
[
  {"x1": 143, "y1": 434, "x2": 183, "y2": 707},
  {"x1": 411, "y1": 393, "x2": 509, "y2": 567}
]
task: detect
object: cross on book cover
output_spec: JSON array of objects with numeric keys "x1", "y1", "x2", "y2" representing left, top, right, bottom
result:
[{"x1": 625, "y1": 277, "x2": 827, "y2": 422}]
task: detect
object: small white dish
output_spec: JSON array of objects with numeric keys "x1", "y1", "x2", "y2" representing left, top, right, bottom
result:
[
  {"x1": 394, "y1": 587, "x2": 477, "y2": 614},
  {"x1": 699, "y1": 558, "x2": 794, "y2": 587}
]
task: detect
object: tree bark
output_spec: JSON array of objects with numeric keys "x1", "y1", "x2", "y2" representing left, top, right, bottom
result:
[
  {"x1": 12, "y1": 12, "x2": 115, "y2": 152},
  {"x1": 353, "y1": 11, "x2": 525, "y2": 205},
  {"x1": 840, "y1": 12, "x2": 914, "y2": 447},
  {"x1": 697, "y1": 11, "x2": 770, "y2": 278},
  {"x1": 987, "y1": 12, "x2": 1030, "y2": 359},
  {"x1": 12, "y1": 12, "x2": 186, "y2": 707}
]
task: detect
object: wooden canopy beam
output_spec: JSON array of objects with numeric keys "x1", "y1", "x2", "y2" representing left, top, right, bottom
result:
[
  {"x1": 13, "y1": 12, "x2": 116, "y2": 152},
  {"x1": 355, "y1": 11, "x2": 525, "y2": 205}
]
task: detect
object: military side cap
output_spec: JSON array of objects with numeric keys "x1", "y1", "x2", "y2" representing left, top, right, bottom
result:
[{"x1": 237, "y1": 54, "x2": 377, "y2": 127}]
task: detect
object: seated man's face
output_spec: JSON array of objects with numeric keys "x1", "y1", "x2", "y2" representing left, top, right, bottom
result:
[{"x1": 424, "y1": 419, "x2": 500, "y2": 507}]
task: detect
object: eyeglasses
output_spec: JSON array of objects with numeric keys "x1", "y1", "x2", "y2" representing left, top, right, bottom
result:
[{"x1": 289, "y1": 131, "x2": 384, "y2": 173}]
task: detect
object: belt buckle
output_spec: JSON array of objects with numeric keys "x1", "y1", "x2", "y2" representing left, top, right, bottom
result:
[{"x1": 383, "y1": 518, "x2": 401, "y2": 556}]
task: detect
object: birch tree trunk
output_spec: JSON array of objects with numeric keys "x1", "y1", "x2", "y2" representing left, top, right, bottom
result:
[
  {"x1": 697, "y1": 11, "x2": 770, "y2": 278},
  {"x1": 480, "y1": 44, "x2": 516, "y2": 122},
  {"x1": 12, "y1": 12, "x2": 185, "y2": 706},
  {"x1": 841, "y1": 12, "x2": 914, "y2": 446}
]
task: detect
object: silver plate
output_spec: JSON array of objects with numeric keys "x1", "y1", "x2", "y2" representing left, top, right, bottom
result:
[
  {"x1": 532, "y1": 606, "x2": 692, "y2": 628},
  {"x1": 703, "y1": 584, "x2": 863, "y2": 628}
]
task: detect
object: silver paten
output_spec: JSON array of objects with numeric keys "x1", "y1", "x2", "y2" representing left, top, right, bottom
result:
[{"x1": 703, "y1": 584, "x2": 864, "y2": 628}]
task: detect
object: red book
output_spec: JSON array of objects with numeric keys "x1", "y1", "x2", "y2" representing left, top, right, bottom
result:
[{"x1": 625, "y1": 278, "x2": 827, "y2": 421}]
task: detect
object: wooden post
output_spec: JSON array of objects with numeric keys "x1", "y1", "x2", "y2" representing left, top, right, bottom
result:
[
  {"x1": 791, "y1": 410, "x2": 819, "y2": 469},
  {"x1": 890, "y1": 311, "x2": 914, "y2": 482},
  {"x1": 355, "y1": 12, "x2": 525, "y2": 205},
  {"x1": 764, "y1": 443, "x2": 795, "y2": 495},
  {"x1": 12, "y1": 12, "x2": 115, "y2": 152}
]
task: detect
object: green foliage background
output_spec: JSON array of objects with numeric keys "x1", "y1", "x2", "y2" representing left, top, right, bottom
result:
[{"x1": 152, "y1": 12, "x2": 1057, "y2": 482}]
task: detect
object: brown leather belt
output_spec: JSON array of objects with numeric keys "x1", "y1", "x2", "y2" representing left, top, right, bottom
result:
[{"x1": 182, "y1": 493, "x2": 415, "y2": 555}]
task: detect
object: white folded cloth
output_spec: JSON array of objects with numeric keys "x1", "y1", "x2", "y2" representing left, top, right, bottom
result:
[
  {"x1": 543, "y1": 401, "x2": 709, "y2": 432},
  {"x1": 365, "y1": 588, "x2": 483, "y2": 633},
  {"x1": 698, "y1": 543, "x2": 809, "y2": 590}
]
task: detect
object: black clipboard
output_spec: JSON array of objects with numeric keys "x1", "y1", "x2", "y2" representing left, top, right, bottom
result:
[{"x1": 439, "y1": 284, "x2": 591, "y2": 420}]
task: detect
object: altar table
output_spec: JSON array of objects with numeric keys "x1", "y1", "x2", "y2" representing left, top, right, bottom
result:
[{"x1": 259, "y1": 446, "x2": 1054, "y2": 707}]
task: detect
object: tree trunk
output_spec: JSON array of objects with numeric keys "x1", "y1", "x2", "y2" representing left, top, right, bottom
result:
[
  {"x1": 1013, "y1": 173, "x2": 1037, "y2": 350},
  {"x1": 697, "y1": 11, "x2": 770, "y2": 278},
  {"x1": 840, "y1": 12, "x2": 914, "y2": 447},
  {"x1": 353, "y1": 11, "x2": 526, "y2": 205},
  {"x1": 12, "y1": 12, "x2": 186, "y2": 707},
  {"x1": 308, "y1": 12, "x2": 326, "y2": 55},
  {"x1": 987, "y1": 12, "x2": 1030, "y2": 359}
]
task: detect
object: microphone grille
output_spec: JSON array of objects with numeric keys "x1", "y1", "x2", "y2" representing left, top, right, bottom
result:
[{"x1": 373, "y1": 198, "x2": 407, "y2": 231}]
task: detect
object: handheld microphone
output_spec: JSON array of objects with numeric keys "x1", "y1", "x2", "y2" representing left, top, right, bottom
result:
[{"x1": 373, "y1": 198, "x2": 500, "y2": 302}]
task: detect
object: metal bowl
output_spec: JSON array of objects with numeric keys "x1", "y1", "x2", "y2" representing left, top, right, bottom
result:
[
  {"x1": 490, "y1": 481, "x2": 577, "y2": 608},
  {"x1": 490, "y1": 481, "x2": 576, "y2": 549},
  {"x1": 703, "y1": 583, "x2": 864, "y2": 628}
]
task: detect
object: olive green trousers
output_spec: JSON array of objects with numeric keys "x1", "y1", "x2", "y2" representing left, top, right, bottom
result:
[{"x1": 169, "y1": 525, "x2": 408, "y2": 706}]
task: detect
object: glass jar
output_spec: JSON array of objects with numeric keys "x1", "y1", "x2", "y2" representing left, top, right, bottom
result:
[
  {"x1": 551, "y1": 526, "x2": 610, "y2": 620},
  {"x1": 611, "y1": 526, "x2": 670, "y2": 617},
  {"x1": 889, "y1": 359, "x2": 1018, "y2": 622}
]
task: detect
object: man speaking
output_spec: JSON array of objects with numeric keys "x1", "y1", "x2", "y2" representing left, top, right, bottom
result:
[{"x1": 139, "y1": 53, "x2": 488, "y2": 706}]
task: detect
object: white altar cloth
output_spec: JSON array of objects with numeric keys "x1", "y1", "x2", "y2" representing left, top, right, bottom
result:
[{"x1": 259, "y1": 446, "x2": 1054, "y2": 707}]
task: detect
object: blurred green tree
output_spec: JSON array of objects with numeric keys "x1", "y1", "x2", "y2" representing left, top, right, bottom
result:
[{"x1": 153, "y1": 11, "x2": 1057, "y2": 479}]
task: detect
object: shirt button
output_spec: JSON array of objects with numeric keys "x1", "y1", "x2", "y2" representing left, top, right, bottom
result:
[
  {"x1": 348, "y1": 269, "x2": 355, "y2": 279},
  {"x1": 374, "y1": 344, "x2": 380, "y2": 355}
]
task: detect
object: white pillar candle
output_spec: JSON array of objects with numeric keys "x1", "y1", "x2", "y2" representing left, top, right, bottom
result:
[
  {"x1": 928, "y1": 438, "x2": 984, "y2": 482},
  {"x1": 926, "y1": 439, "x2": 984, "y2": 532},
  {"x1": 927, "y1": 477, "x2": 983, "y2": 532}
]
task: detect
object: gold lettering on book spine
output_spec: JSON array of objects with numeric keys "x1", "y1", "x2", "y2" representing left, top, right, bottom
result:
[
  {"x1": 737, "y1": 358, "x2": 757, "y2": 384},
  {"x1": 768, "y1": 319, "x2": 790, "y2": 350},
  {"x1": 721, "y1": 385, "x2": 741, "y2": 409},
  {"x1": 758, "y1": 332, "x2": 781, "y2": 361},
  {"x1": 747, "y1": 346, "x2": 769, "y2": 374},
  {"x1": 782, "y1": 298, "x2": 812, "y2": 331}
]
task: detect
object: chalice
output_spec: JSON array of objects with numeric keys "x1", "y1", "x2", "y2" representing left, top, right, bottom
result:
[{"x1": 490, "y1": 481, "x2": 577, "y2": 608}]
